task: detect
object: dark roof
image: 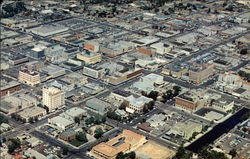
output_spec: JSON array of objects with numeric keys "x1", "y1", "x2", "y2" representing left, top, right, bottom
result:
[{"x1": 233, "y1": 88, "x2": 246, "y2": 94}]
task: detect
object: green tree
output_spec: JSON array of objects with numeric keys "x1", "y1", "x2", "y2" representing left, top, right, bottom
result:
[
  {"x1": 147, "y1": 91, "x2": 159, "y2": 100},
  {"x1": 85, "y1": 117, "x2": 95, "y2": 125},
  {"x1": 116, "y1": 152, "x2": 124, "y2": 159},
  {"x1": 7, "y1": 138, "x2": 21, "y2": 154},
  {"x1": 28, "y1": 117, "x2": 34, "y2": 123},
  {"x1": 119, "y1": 102, "x2": 127, "y2": 110},
  {"x1": 240, "y1": 48, "x2": 248, "y2": 55},
  {"x1": 76, "y1": 132, "x2": 88, "y2": 143},
  {"x1": 229, "y1": 149, "x2": 237, "y2": 158},
  {"x1": 62, "y1": 147, "x2": 68, "y2": 156},
  {"x1": 173, "y1": 86, "x2": 181, "y2": 96},
  {"x1": 74, "y1": 117, "x2": 80, "y2": 124},
  {"x1": 94, "y1": 128, "x2": 104, "y2": 139},
  {"x1": 0, "y1": 114, "x2": 8, "y2": 124}
]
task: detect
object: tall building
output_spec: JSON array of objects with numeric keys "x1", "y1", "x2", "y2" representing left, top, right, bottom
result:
[{"x1": 42, "y1": 86, "x2": 65, "y2": 112}]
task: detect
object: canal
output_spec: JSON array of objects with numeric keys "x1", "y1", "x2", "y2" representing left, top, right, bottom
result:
[{"x1": 186, "y1": 107, "x2": 250, "y2": 153}]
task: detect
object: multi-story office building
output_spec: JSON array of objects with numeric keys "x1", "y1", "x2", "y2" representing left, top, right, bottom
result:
[
  {"x1": 19, "y1": 69, "x2": 41, "y2": 86},
  {"x1": 42, "y1": 86, "x2": 65, "y2": 112}
]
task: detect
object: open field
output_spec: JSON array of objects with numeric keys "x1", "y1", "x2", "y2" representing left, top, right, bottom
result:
[{"x1": 135, "y1": 141, "x2": 175, "y2": 159}]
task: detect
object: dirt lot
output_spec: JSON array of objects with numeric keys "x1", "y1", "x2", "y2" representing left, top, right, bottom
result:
[{"x1": 135, "y1": 141, "x2": 175, "y2": 159}]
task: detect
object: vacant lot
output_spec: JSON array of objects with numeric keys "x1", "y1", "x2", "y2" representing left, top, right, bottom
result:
[{"x1": 135, "y1": 141, "x2": 175, "y2": 159}]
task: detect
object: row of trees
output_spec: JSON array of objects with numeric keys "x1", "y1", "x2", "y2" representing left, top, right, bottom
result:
[
  {"x1": 142, "y1": 86, "x2": 181, "y2": 103},
  {"x1": 84, "y1": 116, "x2": 106, "y2": 125},
  {"x1": 173, "y1": 146, "x2": 229, "y2": 159},
  {"x1": 116, "y1": 151, "x2": 136, "y2": 159},
  {"x1": 238, "y1": 70, "x2": 250, "y2": 81},
  {"x1": 107, "y1": 111, "x2": 122, "y2": 121},
  {"x1": 1, "y1": 1, "x2": 26, "y2": 18}
]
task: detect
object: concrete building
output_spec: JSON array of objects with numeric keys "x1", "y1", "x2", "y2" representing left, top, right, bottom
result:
[
  {"x1": 60, "y1": 107, "x2": 86, "y2": 121},
  {"x1": 0, "y1": 80, "x2": 21, "y2": 96},
  {"x1": 132, "y1": 73, "x2": 164, "y2": 93},
  {"x1": 150, "y1": 42, "x2": 174, "y2": 55},
  {"x1": 189, "y1": 63, "x2": 214, "y2": 84},
  {"x1": 85, "y1": 98, "x2": 111, "y2": 115},
  {"x1": 0, "y1": 94, "x2": 38, "y2": 114},
  {"x1": 125, "y1": 95, "x2": 153, "y2": 113},
  {"x1": 42, "y1": 64, "x2": 66, "y2": 79},
  {"x1": 30, "y1": 45, "x2": 46, "y2": 59},
  {"x1": 18, "y1": 69, "x2": 41, "y2": 86},
  {"x1": 171, "y1": 120, "x2": 202, "y2": 140},
  {"x1": 48, "y1": 116, "x2": 74, "y2": 131},
  {"x1": 28, "y1": 24, "x2": 69, "y2": 37},
  {"x1": 9, "y1": 54, "x2": 29, "y2": 65},
  {"x1": 42, "y1": 86, "x2": 65, "y2": 112},
  {"x1": 83, "y1": 66, "x2": 105, "y2": 79},
  {"x1": 76, "y1": 50, "x2": 102, "y2": 64},
  {"x1": 17, "y1": 106, "x2": 46, "y2": 122},
  {"x1": 212, "y1": 99, "x2": 234, "y2": 112},
  {"x1": 91, "y1": 130, "x2": 147, "y2": 159},
  {"x1": 162, "y1": 63, "x2": 188, "y2": 78},
  {"x1": 22, "y1": 61, "x2": 44, "y2": 72}
]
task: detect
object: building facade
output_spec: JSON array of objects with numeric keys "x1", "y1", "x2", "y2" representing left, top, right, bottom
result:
[
  {"x1": 42, "y1": 86, "x2": 65, "y2": 112},
  {"x1": 19, "y1": 69, "x2": 41, "y2": 86}
]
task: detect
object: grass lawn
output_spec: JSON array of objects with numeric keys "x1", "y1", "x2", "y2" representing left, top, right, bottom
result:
[{"x1": 69, "y1": 139, "x2": 86, "y2": 147}]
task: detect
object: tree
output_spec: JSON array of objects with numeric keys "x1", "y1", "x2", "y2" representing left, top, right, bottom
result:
[
  {"x1": 229, "y1": 149, "x2": 237, "y2": 158},
  {"x1": 76, "y1": 132, "x2": 88, "y2": 143},
  {"x1": 173, "y1": 145, "x2": 192, "y2": 159},
  {"x1": 74, "y1": 117, "x2": 80, "y2": 124},
  {"x1": 94, "y1": 128, "x2": 104, "y2": 139},
  {"x1": 147, "y1": 91, "x2": 159, "y2": 100},
  {"x1": 7, "y1": 138, "x2": 21, "y2": 154},
  {"x1": 107, "y1": 111, "x2": 122, "y2": 121},
  {"x1": 28, "y1": 117, "x2": 34, "y2": 123},
  {"x1": 173, "y1": 86, "x2": 181, "y2": 96},
  {"x1": 85, "y1": 117, "x2": 95, "y2": 125},
  {"x1": 240, "y1": 48, "x2": 248, "y2": 55},
  {"x1": 116, "y1": 152, "x2": 124, "y2": 159},
  {"x1": 126, "y1": 151, "x2": 136, "y2": 159},
  {"x1": 119, "y1": 102, "x2": 127, "y2": 110},
  {"x1": 0, "y1": 114, "x2": 8, "y2": 124},
  {"x1": 62, "y1": 147, "x2": 68, "y2": 156}
]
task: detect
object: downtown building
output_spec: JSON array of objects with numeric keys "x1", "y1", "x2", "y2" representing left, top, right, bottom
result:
[{"x1": 42, "y1": 86, "x2": 65, "y2": 112}]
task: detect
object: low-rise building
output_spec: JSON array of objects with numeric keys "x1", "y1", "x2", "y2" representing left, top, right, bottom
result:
[
  {"x1": 76, "y1": 50, "x2": 102, "y2": 64},
  {"x1": 125, "y1": 95, "x2": 153, "y2": 113},
  {"x1": 91, "y1": 129, "x2": 147, "y2": 159},
  {"x1": 17, "y1": 106, "x2": 46, "y2": 122},
  {"x1": 0, "y1": 80, "x2": 21, "y2": 96},
  {"x1": 211, "y1": 99, "x2": 234, "y2": 112},
  {"x1": 171, "y1": 120, "x2": 202, "y2": 140},
  {"x1": 9, "y1": 54, "x2": 29, "y2": 65},
  {"x1": 48, "y1": 116, "x2": 74, "y2": 131},
  {"x1": 59, "y1": 129, "x2": 76, "y2": 141},
  {"x1": 85, "y1": 98, "x2": 111, "y2": 115},
  {"x1": 0, "y1": 94, "x2": 37, "y2": 114}
]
